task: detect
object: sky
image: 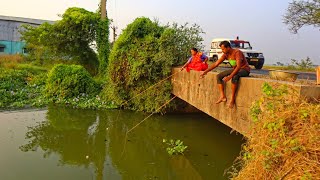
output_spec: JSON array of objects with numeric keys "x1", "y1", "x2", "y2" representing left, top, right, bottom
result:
[{"x1": 1, "y1": 0, "x2": 319, "y2": 65}]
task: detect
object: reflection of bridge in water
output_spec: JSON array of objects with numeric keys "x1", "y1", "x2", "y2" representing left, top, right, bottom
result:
[{"x1": 171, "y1": 67, "x2": 320, "y2": 135}]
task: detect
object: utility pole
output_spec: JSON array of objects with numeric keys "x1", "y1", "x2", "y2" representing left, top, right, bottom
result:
[
  {"x1": 101, "y1": 0, "x2": 107, "y2": 19},
  {"x1": 111, "y1": 25, "x2": 118, "y2": 43}
]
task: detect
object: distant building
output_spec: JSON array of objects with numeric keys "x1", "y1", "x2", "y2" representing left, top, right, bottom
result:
[{"x1": 0, "y1": 15, "x2": 54, "y2": 55}]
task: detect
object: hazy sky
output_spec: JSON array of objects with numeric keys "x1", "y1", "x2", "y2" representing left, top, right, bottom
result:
[{"x1": 1, "y1": 0, "x2": 319, "y2": 65}]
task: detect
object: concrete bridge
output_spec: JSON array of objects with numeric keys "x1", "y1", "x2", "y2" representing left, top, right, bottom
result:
[{"x1": 171, "y1": 67, "x2": 320, "y2": 135}]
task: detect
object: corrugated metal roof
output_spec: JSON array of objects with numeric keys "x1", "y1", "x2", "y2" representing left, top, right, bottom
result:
[{"x1": 0, "y1": 15, "x2": 55, "y2": 25}]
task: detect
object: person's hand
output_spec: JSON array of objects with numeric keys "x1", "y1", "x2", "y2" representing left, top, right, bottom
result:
[
  {"x1": 200, "y1": 71, "x2": 207, "y2": 78},
  {"x1": 223, "y1": 76, "x2": 232, "y2": 82}
]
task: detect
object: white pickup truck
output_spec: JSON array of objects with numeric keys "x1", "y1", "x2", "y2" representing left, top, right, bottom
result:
[{"x1": 209, "y1": 38, "x2": 265, "y2": 69}]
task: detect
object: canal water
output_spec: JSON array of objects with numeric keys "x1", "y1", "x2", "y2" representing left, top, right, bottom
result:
[{"x1": 0, "y1": 105, "x2": 244, "y2": 180}]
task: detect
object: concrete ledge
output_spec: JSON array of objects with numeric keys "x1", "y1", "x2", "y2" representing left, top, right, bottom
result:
[{"x1": 171, "y1": 68, "x2": 320, "y2": 135}]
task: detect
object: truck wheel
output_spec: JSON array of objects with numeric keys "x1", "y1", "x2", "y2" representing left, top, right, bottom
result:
[
  {"x1": 212, "y1": 56, "x2": 218, "y2": 62},
  {"x1": 254, "y1": 60, "x2": 264, "y2": 69}
]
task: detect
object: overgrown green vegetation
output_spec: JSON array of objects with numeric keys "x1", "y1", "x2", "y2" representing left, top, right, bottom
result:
[
  {"x1": 230, "y1": 83, "x2": 320, "y2": 179},
  {"x1": 46, "y1": 64, "x2": 99, "y2": 99},
  {"x1": 163, "y1": 139, "x2": 188, "y2": 155},
  {"x1": 2, "y1": 8, "x2": 205, "y2": 113},
  {"x1": 45, "y1": 64, "x2": 115, "y2": 109},
  {"x1": 21, "y1": 7, "x2": 110, "y2": 74},
  {"x1": 0, "y1": 59, "x2": 115, "y2": 110},
  {"x1": 0, "y1": 66, "x2": 48, "y2": 108},
  {"x1": 0, "y1": 6, "x2": 113, "y2": 110},
  {"x1": 96, "y1": 18, "x2": 110, "y2": 74},
  {"x1": 103, "y1": 17, "x2": 204, "y2": 113}
]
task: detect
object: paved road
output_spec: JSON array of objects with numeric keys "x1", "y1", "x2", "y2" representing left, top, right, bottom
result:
[{"x1": 214, "y1": 67, "x2": 316, "y2": 80}]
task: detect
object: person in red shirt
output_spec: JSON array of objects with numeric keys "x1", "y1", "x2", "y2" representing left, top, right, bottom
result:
[
  {"x1": 200, "y1": 41, "x2": 250, "y2": 108},
  {"x1": 181, "y1": 48, "x2": 208, "y2": 72}
]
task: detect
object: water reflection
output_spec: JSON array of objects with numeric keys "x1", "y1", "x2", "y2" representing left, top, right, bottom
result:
[
  {"x1": 20, "y1": 105, "x2": 243, "y2": 180},
  {"x1": 20, "y1": 106, "x2": 116, "y2": 179}
]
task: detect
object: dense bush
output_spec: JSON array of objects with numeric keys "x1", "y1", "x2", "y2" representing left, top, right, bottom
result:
[
  {"x1": 0, "y1": 63, "x2": 115, "y2": 110},
  {"x1": 0, "y1": 69, "x2": 29, "y2": 108},
  {"x1": 0, "y1": 68, "x2": 48, "y2": 108},
  {"x1": 21, "y1": 7, "x2": 110, "y2": 74},
  {"x1": 46, "y1": 64, "x2": 99, "y2": 100},
  {"x1": 103, "y1": 17, "x2": 204, "y2": 113}
]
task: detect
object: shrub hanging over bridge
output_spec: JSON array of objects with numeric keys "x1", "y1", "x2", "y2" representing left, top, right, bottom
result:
[{"x1": 103, "y1": 17, "x2": 204, "y2": 113}]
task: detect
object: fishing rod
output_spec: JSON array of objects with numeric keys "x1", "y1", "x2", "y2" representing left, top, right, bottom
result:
[
  {"x1": 119, "y1": 70, "x2": 182, "y2": 108},
  {"x1": 119, "y1": 74, "x2": 204, "y2": 158}
]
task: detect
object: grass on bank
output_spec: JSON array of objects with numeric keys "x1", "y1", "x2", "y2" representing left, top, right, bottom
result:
[
  {"x1": 229, "y1": 83, "x2": 320, "y2": 180},
  {"x1": 262, "y1": 65, "x2": 316, "y2": 72}
]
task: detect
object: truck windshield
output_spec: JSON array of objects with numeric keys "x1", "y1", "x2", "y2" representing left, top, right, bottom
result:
[{"x1": 230, "y1": 41, "x2": 252, "y2": 49}]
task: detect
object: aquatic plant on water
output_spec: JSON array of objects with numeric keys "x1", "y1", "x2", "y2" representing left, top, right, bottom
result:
[{"x1": 163, "y1": 139, "x2": 188, "y2": 156}]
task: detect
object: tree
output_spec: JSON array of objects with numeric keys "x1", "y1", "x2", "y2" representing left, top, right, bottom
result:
[
  {"x1": 284, "y1": 0, "x2": 320, "y2": 33},
  {"x1": 100, "y1": 0, "x2": 107, "y2": 19},
  {"x1": 20, "y1": 23, "x2": 55, "y2": 64},
  {"x1": 21, "y1": 7, "x2": 110, "y2": 74},
  {"x1": 290, "y1": 57, "x2": 314, "y2": 69},
  {"x1": 276, "y1": 62, "x2": 285, "y2": 66}
]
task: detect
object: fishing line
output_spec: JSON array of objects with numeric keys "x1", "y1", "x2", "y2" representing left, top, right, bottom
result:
[{"x1": 119, "y1": 74, "x2": 203, "y2": 158}]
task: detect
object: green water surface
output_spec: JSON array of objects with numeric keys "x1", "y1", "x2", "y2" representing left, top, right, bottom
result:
[{"x1": 0, "y1": 105, "x2": 243, "y2": 180}]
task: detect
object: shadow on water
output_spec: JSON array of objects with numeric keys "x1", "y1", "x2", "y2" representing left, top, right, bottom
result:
[{"x1": 18, "y1": 105, "x2": 244, "y2": 180}]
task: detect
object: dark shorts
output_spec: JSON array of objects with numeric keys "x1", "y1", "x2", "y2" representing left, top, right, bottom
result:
[{"x1": 217, "y1": 69, "x2": 250, "y2": 84}]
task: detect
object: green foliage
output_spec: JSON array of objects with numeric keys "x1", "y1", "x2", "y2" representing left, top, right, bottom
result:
[
  {"x1": 0, "y1": 68, "x2": 48, "y2": 108},
  {"x1": 262, "y1": 83, "x2": 288, "y2": 97},
  {"x1": 163, "y1": 139, "x2": 188, "y2": 156},
  {"x1": 0, "y1": 69, "x2": 29, "y2": 108},
  {"x1": 16, "y1": 64, "x2": 48, "y2": 74},
  {"x1": 162, "y1": 23, "x2": 205, "y2": 64},
  {"x1": 289, "y1": 57, "x2": 314, "y2": 70},
  {"x1": 242, "y1": 145, "x2": 253, "y2": 161},
  {"x1": 284, "y1": 0, "x2": 320, "y2": 33},
  {"x1": 104, "y1": 17, "x2": 204, "y2": 113},
  {"x1": 21, "y1": 7, "x2": 108, "y2": 73},
  {"x1": 21, "y1": 22, "x2": 54, "y2": 65},
  {"x1": 250, "y1": 83, "x2": 288, "y2": 122},
  {"x1": 46, "y1": 64, "x2": 99, "y2": 100},
  {"x1": 96, "y1": 18, "x2": 110, "y2": 74},
  {"x1": 0, "y1": 62, "x2": 115, "y2": 110},
  {"x1": 301, "y1": 172, "x2": 312, "y2": 180},
  {"x1": 250, "y1": 101, "x2": 262, "y2": 122},
  {"x1": 44, "y1": 64, "x2": 116, "y2": 109}
]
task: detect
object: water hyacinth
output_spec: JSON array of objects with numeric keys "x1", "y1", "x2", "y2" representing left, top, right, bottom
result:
[{"x1": 0, "y1": 63, "x2": 117, "y2": 110}]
